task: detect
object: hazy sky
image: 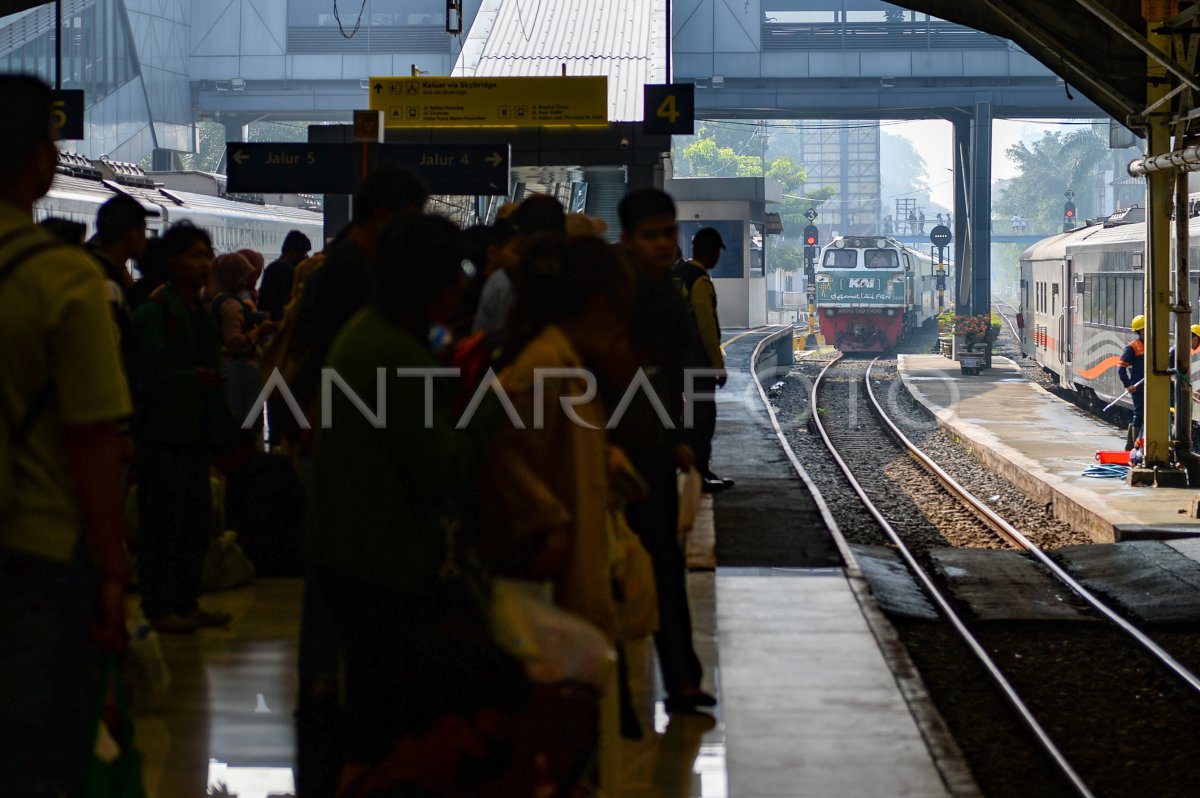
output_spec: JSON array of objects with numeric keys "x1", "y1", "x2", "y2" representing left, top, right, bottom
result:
[{"x1": 886, "y1": 118, "x2": 1105, "y2": 209}]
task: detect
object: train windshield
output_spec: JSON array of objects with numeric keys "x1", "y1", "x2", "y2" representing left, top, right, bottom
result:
[
  {"x1": 865, "y1": 249, "x2": 899, "y2": 269},
  {"x1": 822, "y1": 249, "x2": 857, "y2": 269}
]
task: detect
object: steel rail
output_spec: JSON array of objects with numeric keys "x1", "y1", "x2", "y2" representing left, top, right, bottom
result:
[
  {"x1": 812, "y1": 355, "x2": 1095, "y2": 798},
  {"x1": 992, "y1": 297, "x2": 1022, "y2": 342},
  {"x1": 866, "y1": 359, "x2": 1200, "y2": 699}
]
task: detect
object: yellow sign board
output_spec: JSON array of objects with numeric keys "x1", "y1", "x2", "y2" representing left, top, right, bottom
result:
[{"x1": 368, "y1": 76, "x2": 608, "y2": 127}]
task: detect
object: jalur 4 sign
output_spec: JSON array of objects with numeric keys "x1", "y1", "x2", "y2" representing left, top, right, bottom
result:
[{"x1": 225, "y1": 142, "x2": 511, "y2": 196}]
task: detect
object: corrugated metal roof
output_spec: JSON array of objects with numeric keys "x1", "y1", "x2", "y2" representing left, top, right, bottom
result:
[{"x1": 455, "y1": 0, "x2": 667, "y2": 122}]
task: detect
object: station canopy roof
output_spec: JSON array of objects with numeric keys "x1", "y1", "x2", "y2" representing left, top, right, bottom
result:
[
  {"x1": 0, "y1": 0, "x2": 44, "y2": 15},
  {"x1": 0, "y1": 0, "x2": 1168, "y2": 129},
  {"x1": 887, "y1": 1, "x2": 1161, "y2": 127}
]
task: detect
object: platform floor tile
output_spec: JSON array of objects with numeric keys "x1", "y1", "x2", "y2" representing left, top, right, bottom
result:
[{"x1": 717, "y1": 572, "x2": 949, "y2": 798}]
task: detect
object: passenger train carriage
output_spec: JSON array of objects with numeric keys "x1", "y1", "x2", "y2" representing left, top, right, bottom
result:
[
  {"x1": 35, "y1": 156, "x2": 324, "y2": 259},
  {"x1": 1019, "y1": 205, "x2": 1200, "y2": 415},
  {"x1": 815, "y1": 235, "x2": 946, "y2": 352}
]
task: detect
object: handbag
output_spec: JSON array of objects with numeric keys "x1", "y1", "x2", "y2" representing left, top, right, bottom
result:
[{"x1": 82, "y1": 656, "x2": 146, "y2": 798}]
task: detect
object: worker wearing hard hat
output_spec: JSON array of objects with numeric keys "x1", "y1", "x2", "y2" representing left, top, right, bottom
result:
[
  {"x1": 1166, "y1": 324, "x2": 1200, "y2": 430},
  {"x1": 1118, "y1": 314, "x2": 1145, "y2": 446}
]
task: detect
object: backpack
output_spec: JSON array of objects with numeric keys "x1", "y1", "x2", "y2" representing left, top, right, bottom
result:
[
  {"x1": 0, "y1": 232, "x2": 66, "y2": 520},
  {"x1": 670, "y1": 260, "x2": 710, "y2": 368}
]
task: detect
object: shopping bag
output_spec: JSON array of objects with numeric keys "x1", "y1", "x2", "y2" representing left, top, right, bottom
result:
[
  {"x1": 82, "y1": 657, "x2": 146, "y2": 798},
  {"x1": 676, "y1": 466, "x2": 703, "y2": 541},
  {"x1": 608, "y1": 510, "x2": 659, "y2": 640}
]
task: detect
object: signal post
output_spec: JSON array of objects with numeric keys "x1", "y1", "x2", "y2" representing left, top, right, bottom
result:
[
  {"x1": 930, "y1": 225, "x2": 952, "y2": 314},
  {"x1": 803, "y1": 214, "x2": 822, "y2": 348}
]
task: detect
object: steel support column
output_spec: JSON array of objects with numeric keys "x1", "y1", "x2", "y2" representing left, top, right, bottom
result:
[
  {"x1": 1135, "y1": 21, "x2": 1179, "y2": 481},
  {"x1": 951, "y1": 116, "x2": 971, "y2": 316},
  {"x1": 970, "y1": 101, "x2": 993, "y2": 316}
]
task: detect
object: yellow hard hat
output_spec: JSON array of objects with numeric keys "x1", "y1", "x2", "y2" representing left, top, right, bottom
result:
[
  {"x1": 1191, "y1": 323, "x2": 1200, "y2": 337},
  {"x1": 1131, "y1": 314, "x2": 1145, "y2": 331}
]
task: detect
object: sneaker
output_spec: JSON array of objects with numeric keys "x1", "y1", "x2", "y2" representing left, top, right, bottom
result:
[
  {"x1": 152, "y1": 613, "x2": 198, "y2": 635},
  {"x1": 186, "y1": 608, "x2": 233, "y2": 628}
]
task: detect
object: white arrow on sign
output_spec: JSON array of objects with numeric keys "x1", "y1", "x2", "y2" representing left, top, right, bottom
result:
[
  {"x1": 232, "y1": 149, "x2": 250, "y2": 166},
  {"x1": 487, "y1": 151, "x2": 503, "y2": 167}
]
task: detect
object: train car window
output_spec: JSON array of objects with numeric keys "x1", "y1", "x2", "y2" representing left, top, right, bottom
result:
[
  {"x1": 1124, "y1": 278, "x2": 1135, "y2": 328},
  {"x1": 823, "y1": 249, "x2": 857, "y2": 269},
  {"x1": 865, "y1": 249, "x2": 898, "y2": 269},
  {"x1": 1083, "y1": 276, "x2": 1092, "y2": 323}
]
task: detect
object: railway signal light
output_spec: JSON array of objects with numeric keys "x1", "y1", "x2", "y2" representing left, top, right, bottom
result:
[
  {"x1": 1063, "y1": 201, "x2": 1076, "y2": 232},
  {"x1": 803, "y1": 224, "x2": 819, "y2": 247}
]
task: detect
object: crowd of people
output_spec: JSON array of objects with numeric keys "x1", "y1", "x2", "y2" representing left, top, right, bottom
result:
[{"x1": 0, "y1": 74, "x2": 738, "y2": 797}]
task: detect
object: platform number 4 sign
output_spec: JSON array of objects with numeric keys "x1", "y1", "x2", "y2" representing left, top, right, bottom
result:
[{"x1": 643, "y1": 83, "x2": 695, "y2": 136}]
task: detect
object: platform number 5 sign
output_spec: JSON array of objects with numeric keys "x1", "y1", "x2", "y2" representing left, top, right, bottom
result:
[
  {"x1": 50, "y1": 90, "x2": 84, "y2": 140},
  {"x1": 643, "y1": 83, "x2": 695, "y2": 136}
]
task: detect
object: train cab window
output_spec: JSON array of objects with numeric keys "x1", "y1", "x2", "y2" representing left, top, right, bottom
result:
[
  {"x1": 822, "y1": 249, "x2": 857, "y2": 269},
  {"x1": 865, "y1": 249, "x2": 898, "y2": 269}
]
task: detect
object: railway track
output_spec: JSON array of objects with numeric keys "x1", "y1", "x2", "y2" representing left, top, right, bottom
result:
[{"x1": 803, "y1": 353, "x2": 1200, "y2": 797}]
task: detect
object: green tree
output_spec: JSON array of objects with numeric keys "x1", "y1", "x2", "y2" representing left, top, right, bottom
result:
[
  {"x1": 766, "y1": 237, "x2": 804, "y2": 272},
  {"x1": 992, "y1": 128, "x2": 1109, "y2": 235},
  {"x1": 673, "y1": 121, "x2": 838, "y2": 251},
  {"x1": 680, "y1": 136, "x2": 761, "y2": 177}
]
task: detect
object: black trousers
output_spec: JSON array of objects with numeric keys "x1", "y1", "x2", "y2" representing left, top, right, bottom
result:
[
  {"x1": 624, "y1": 465, "x2": 703, "y2": 697},
  {"x1": 137, "y1": 443, "x2": 211, "y2": 621}
]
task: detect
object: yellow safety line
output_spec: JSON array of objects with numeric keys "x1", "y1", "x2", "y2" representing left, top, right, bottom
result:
[{"x1": 720, "y1": 325, "x2": 786, "y2": 355}]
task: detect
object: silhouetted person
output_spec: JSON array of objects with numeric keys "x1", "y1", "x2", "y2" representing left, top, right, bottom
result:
[
  {"x1": 0, "y1": 75, "x2": 132, "y2": 798},
  {"x1": 259, "y1": 230, "x2": 313, "y2": 322}
]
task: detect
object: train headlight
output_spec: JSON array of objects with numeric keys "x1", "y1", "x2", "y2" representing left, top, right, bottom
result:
[
  {"x1": 876, "y1": 239, "x2": 887, "y2": 248},
  {"x1": 887, "y1": 309, "x2": 895, "y2": 316},
  {"x1": 827, "y1": 308, "x2": 836, "y2": 317}
]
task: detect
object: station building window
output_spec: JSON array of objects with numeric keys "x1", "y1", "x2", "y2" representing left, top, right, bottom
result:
[{"x1": 0, "y1": 0, "x2": 138, "y2": 105}]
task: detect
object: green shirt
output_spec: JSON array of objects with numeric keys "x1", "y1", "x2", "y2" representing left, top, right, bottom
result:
[{"x1": 305, "y1": 306, "x2": 495, "y2": 592}]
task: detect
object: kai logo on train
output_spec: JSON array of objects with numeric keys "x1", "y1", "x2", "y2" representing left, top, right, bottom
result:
[{"x1": 848, "y1": 278, "x2": 877, "y2": 288}]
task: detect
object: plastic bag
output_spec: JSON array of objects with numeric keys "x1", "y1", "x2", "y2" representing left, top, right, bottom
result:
[
  {"x1": 491, "y1": 578, "x2": 616, "y2": 686},
  {"x1": 201, "y1": 530, "x2": 256, "y2": 592},
  {"x1": 82, "y1": 657, "x2": 146, "y2": 798},
  {"x1": 607, "y1": 510, "x2": 658, "y2": 640},
  {"x1": 125, "y1": 621, "x2": 171, "y2": 712},
  {"x1": 677, "y1": 466, "x2": 702, "y2": 541}
]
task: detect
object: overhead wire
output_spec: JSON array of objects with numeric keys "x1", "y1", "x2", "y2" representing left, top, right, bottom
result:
[{"x1": 333, "y1": 0, "x2": 368, "y2": 39}]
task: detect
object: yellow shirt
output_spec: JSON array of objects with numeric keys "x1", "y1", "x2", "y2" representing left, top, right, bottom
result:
[
  {"x1": 686, "y1": 261, "x2": 724, "y2": 370},
  {"x1": 0, "y1": 202, "x2": 132, "y2": 561}
]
